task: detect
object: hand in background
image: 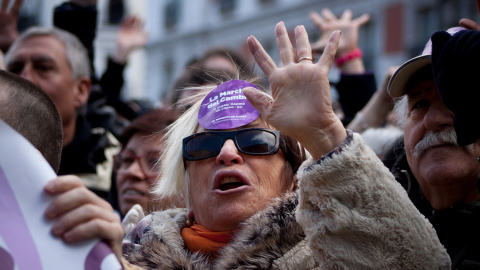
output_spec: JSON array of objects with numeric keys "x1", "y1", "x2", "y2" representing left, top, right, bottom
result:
[
  {"x1": 0, "y1": 0, "x2": 23, "y2": 53},
  {"x1": 459, "y1": 18, "x2": 480, "y2": 30},
  {"x1": 310, "y1": 8, "x2": 369, "y2": 58},
  {"x1": 347, "y1": 65, "x2": 399, "y2": 133},
  {"x1": 113, "y1": 16, "x2": 149, "y2": 64}
]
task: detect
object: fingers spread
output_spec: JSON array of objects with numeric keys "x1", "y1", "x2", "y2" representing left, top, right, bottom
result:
[
  {"x1": 247, "y1": 35, "x2": 277, "y2": 77},
  {"x1": 11, "y1": 0, "x2": 23, "y2": 15},
  {"x1": 275, "y1": 21, "x2": 295, "y2": 65},
  {"x1": 1, "y1": 0, "x2": 10, "y2": 12},
  {"x1": 354, "y1": 13, "x2": 370, "y2": 27},
  {"x1": 340, "y1": 9, "x2": 352, "y2": 21},
  {"x1": 317, "y1": 30, "x2": 341, "y2": 71},
  {"x1": 242, "y1": 87, "x2": 271, "y2": 118},
  {"x1": 321, "y1": 8, "x2": 337, "y2": 21},
  {"x1": 294, "y1": 25, "x2": 312, "y2": 62},
  {"x1": 309, "y1": 11, "x2": 324, "y2": 30}
]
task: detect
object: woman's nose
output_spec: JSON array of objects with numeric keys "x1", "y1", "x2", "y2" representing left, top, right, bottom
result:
[{"x1": 216, "y1": 139, "x2": 243, "y2": 165}]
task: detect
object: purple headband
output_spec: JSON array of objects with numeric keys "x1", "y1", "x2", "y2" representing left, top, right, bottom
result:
[{"x1": 198, "y1": 80, "x2": 260, "y2": 130}]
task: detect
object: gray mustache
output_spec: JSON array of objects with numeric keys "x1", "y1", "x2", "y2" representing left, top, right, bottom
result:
[{"x1": 414, "y1": 128, "x2": 474, "y2": 157}]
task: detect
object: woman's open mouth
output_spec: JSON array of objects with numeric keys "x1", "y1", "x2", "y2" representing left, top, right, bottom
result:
[
  {"x1": 213, "y1": 171, "x2": 251, "y2": 194},
  {"x1": 218, "y1": 176, "x2": 245, "y2": 191}
]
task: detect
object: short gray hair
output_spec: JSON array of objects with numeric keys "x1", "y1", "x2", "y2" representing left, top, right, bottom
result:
[
  {"x1": 393, "y1": 95, "x2": 408, "y2": 129},
  {"x1": 5, "y1": 26, "x2": 90, "y2": 80}
]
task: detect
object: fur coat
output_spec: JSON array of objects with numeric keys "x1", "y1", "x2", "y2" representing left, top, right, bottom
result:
[{"x1": 120, "y1": 131, "x2": 451, "y2": 269}]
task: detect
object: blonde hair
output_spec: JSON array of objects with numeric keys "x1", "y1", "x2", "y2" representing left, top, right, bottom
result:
[{"x1": 153, "y1": 73, "x2": 268, "y2": 209}]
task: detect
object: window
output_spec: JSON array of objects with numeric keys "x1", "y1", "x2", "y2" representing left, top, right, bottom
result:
[
  {"x1": 108, "y1": 0, "x2": 124, "y2": 25},
  {"x1": 162, "y1": 57, "x2": 174, "y2": 97},
  {"x1": 384, "y1": 3, "x2": 404, "y2": 54},
  {"x1": 220, "y1": 0, "x2": 236, "y2": 15},
  {"x1": 412, "y1": 5, "x2": 435, "y2": 57},
  {"x1": 259, "y1": 0, "x2": 275, "y2": 4},
  {"x1": 165, "y1": 0, "x2": 180, "y2": 29}
]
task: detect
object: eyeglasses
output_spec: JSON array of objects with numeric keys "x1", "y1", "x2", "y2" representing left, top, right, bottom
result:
[
  {"x1": 115, "y1": 151, "x2": 160, "y2": 178},
  {"x1": 182, "y1": 128, "x2": 282, "y2": 161}
]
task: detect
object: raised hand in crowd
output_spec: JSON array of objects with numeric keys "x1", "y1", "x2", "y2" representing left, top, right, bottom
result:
[
  {"x1": 0, "y1": 0, "x2": 22, "y2": 53},
  {"x1": 310, "y1": 8, "x2": 369, "y2": 73},
  {"x1": 112, "y1": 16, "x2": 149, "y2": 64},
  {"x1": 459, "y1": 18, "x2": 480, "y2": 30},
  {"x1": 244, "y1": 22, "x2": 345, "y2": 159},
  {"x1": 44, "y1": 175, "x2": 124, "y2": 262},
  {"x1": 347, "y1": 65, "x2": 399, "y2": 133},
  {"x1": 459, "y1": 0, "x2": 480, "y2": 30}
]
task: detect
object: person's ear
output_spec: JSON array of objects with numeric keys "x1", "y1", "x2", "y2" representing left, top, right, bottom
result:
[
  {"x1": 290, "y1": 174, "x2": 298, "y2": 192},
  {"x1": 73, "y1": 76, "x2": 91, "y2": 109}
]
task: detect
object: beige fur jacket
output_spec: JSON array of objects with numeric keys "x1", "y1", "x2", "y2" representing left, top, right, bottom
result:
[{"x1": 120, "y1": 131, "x2": 451, "y2": 269}]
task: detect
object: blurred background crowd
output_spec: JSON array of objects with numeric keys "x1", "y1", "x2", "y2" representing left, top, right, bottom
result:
[{"x1": 11, "y1": 0, "x2": 477, "y2": 106}]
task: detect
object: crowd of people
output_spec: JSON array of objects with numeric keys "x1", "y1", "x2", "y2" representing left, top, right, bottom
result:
[{"x1": 1, "y1": 0, "x2": 480, "y2": 269}]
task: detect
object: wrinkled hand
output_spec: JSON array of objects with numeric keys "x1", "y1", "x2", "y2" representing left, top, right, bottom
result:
[
  {"x1": 113, "y1": 16, "x2": 149, "y2": 63},
  {"x1": 0, "y1": 0, "x2": 22, "y2": 53},
  {"x1": 44, "y1": 175, "x2": 124, "y2": 262},
  {"x1": 310, "y1": 8, "x2": 369, "y2": 57},
  {"x1": 244, "y1": 22, "x2": 346, "y2": 160}
]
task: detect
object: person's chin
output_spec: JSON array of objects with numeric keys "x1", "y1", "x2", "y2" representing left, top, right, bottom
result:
[{"x1": 416, "y1": 145, "x2": 466, "y2": 165}]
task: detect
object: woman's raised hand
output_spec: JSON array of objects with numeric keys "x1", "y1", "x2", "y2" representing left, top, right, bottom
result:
[
  {"x1": 243, "y1": 22, "x2": 347, "y2": 160},
  {"x1": 44, "y1": 175, "x2": 124, "y2": 262}
]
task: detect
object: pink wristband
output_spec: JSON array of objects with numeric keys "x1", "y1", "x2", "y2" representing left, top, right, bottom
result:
[{"x1": 335, "y1": 48, "x2": 363, "y2": 67}]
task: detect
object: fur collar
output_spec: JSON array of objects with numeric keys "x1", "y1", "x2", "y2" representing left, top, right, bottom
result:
[{"x1": 124, "y1": 192, "x2": 309, "y2": 269}]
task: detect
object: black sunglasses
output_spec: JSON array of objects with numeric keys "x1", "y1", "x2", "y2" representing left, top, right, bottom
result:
[{"x1": 183, "y1": 128, "x2": 282, "y2": 161}]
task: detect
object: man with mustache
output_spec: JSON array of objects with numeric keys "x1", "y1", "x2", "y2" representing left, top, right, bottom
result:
[{"x1": 388, "y1": 28, "x2": 480, "y2": 269}]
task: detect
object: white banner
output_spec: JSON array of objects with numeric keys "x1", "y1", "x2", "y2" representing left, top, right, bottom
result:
[{"x1": 0, "y1": 119, "x2": 121, "y2": 270}]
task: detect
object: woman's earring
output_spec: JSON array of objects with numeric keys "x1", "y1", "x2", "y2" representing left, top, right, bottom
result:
[{"x1": 186, "y1": 209, "x2": 195, "y2": 227}]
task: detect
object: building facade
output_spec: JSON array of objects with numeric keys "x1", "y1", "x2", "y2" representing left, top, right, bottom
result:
[{"x1": 18, "y1": 0, "x2": 479, "y2": 104}]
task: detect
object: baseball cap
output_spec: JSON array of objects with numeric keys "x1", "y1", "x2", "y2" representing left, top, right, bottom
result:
[{"x1": 388, "y1": 27, "x2": 465, "y2": 97}]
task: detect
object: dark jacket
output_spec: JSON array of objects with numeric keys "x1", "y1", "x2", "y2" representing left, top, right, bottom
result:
[
  {"x1": 58, "y1": 113, "x2": 121, "y2": 201},
  {"x1": 335, "y1": 72, "x2": 376, "y2": 126}
]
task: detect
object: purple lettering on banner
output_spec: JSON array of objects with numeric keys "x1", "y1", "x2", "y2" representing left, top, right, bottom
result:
[
  {"x1": 198, "y1": 80, "x2": 260, "y2": 130},
  {"x1": 84, "y1": 241, "x2": 116, "y2": 270},
  {"x1": 0, "y1": 166, "x2": 42, "y2": 270}
]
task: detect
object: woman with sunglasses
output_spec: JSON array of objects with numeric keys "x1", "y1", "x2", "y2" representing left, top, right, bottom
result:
[{"x1": 43, "y1": 24, "x2": 449, "y2": 268}]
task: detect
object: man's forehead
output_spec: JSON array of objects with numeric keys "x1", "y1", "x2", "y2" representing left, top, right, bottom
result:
[
  {"x1": 407, "y1": 78, "x2": 437, "y2": 99},
  {"x1": 9, "y1": 36, "x2": 65, "y2": 58}
]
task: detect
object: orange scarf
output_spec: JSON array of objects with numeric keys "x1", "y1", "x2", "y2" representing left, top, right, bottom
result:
[{"x1": 181, "y1": 224, "x2": 235, "y2": 258}]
